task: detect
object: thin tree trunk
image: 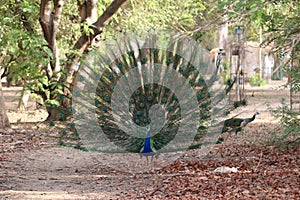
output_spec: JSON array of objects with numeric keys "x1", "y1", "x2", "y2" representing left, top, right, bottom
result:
[
  {"x1": 0, "y1": 82, "x2": 10, "y2": 128},
  {"x1": 40, "y1": 0, "x2": 65, "y2": 78}
]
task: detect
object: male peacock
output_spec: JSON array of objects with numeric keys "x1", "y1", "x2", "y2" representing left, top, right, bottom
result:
[
  {"x1": 222, "y1": 112, "x2": 259, "y2": 134},
  {"x1": 91, "y1": 32, "x2": 221, "y2": 154},
  {"x1": 72, "y1": 30, "x2": 228, "y2": 168}
]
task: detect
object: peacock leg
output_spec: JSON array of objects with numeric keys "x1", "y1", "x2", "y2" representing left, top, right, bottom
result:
[
  {"x1": 150, "y1": 156, "x2": 154, "y2": 171},
  {"x1": 146, "y1": 156, "x2": 149, "y2": 165}
]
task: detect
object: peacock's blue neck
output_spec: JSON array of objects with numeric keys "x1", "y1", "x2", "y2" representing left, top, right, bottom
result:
[{"x1": 141, "y1": 132, "x2": 154, "y2": 154}]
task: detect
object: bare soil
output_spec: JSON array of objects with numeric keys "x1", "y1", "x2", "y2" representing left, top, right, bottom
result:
[{"x1": 0, "y1": 79, "x2": 299, "y2": 199}]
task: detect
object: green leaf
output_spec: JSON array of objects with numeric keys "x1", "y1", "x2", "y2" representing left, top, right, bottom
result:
[
  {"x1": 2, "y1": 17, "x2": 13, "y2": 25},
  {"x1": 45, "y1": 99, "x2": 60, "y2": 107}
]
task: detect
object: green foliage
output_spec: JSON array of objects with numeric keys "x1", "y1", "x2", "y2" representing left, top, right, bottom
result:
[
  {"x1": 250, "y1": 74, "x2": 266, "y2": 87},
  {"x1": 0, "y1": 1, "x2": 78, "y2": 112},
  {"x1": 26, "y1": 72, "x2": 64, "y2": 108},
  {"x1": 249, "y1": 67, "x2": 266, "y2": 87},
  {"x1": 58, "y1": 3, "x2": 81, "y2": 59},
  {"x1": 103, "y1": 0, "x2": 207, "y2": 35},
  {"x1": 271, "y1": 99, "x2": 300, "y2": 146},
  {"x1": 221, "y1": 0, "x2": 299, "y2": 51},
  {"x1": 0, "y1": 1, "x2": 48, "y2": 81},
  {"x1": 219, "y1": 62, "x2": 232, "y2": 84},
  {"x1": 287, "y1": 59, "x2": 300, "y2": 93},
  {"x1": 81, "y1": 22, "x2": 95, "y2": 36}
]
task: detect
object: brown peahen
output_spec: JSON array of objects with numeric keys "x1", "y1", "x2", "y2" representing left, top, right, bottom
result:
[{"x1": 222, "y1": 112, "x2": 260, "y2": 134}]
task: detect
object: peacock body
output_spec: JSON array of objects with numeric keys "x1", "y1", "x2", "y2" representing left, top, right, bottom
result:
[
  {"x1": 222, "y1": 112, "x2": 259, "y2": 134},
  {"x1": 140, "y1": 126, "x2": 157, "y2": 163},
  {"x1": 140, "y1": 131, "x2": 155, "y2": 156}
]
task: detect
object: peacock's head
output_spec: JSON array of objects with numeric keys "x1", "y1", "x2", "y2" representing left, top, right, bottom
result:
[{"x1": 255, "y1": 111, "x2": 260, "y2": 115}]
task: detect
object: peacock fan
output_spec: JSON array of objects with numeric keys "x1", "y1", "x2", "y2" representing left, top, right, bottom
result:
[{"x1": 71, "y1": 31, "x2": 229, "y2": 168}]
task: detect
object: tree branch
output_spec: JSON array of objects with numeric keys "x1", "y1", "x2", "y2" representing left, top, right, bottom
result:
[
  {"x1": 15, "y1": 0, "x2": 34, "y2": 34},
  {"x1": 78, "y1": 0, "x2": 98, "y2": 24},
  {"x1": 40, "y1": 0, "x2": 66, "y2": 75},
  {"x1": 39, "y1": 0, "x2": 52, "y2": 44},
  {"x1": 66, "y1": 0, "x2": 127, "y2": 80},
  {"x1": 73, "y1": 0, "x2": 127, "y2": 53},
  {"x1": 50, "y1": 0, "x2": 66, "y2": 73}
]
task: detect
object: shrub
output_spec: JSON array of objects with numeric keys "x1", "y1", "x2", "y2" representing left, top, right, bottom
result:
[
  {"x1": 250, "y1": 73, "x2": 266, "y2": 86},
  {"x1": 270, "y1": 99, "x2": 300, "y2": 147}
]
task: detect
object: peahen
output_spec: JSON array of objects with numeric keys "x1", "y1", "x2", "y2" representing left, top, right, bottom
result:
[
  {"x1": 222, "y1": 112, "x2": 259, "y2": 134},
  {"x1": 72, "y1": 30, "x2": 228, "y2": 159}
]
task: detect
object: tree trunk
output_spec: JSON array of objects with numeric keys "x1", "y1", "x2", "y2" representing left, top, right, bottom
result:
[
  {"x1": 0, "y1": 82, "x2": 10, "y2": 128},
  {"x1": 39, "y1": 0, "x2": 127, "y2": 121},
  {"x1": 40, "y1": 0, "x2": 65, "y2": 79}
]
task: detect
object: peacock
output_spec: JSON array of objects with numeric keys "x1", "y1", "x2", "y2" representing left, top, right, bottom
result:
[
  {"x1": 222, "y1": 112, "x2": 260, "y2": 134},
  {"x1": 71, "y1": 30, "x2": 229, "y2": 164},
  {"x1": 140, "y1": 125, "x2": 157, "y2": 164}
]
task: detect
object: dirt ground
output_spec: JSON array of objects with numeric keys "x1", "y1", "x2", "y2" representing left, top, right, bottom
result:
[{"x1": 0, "y1": 79, "x2": 299, "y2": 199}]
